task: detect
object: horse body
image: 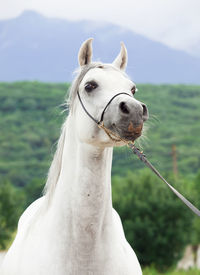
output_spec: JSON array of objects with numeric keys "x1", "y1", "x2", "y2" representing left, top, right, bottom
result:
[{"x1": 1, "y1": 39, "x2": 147, "y2": 275}]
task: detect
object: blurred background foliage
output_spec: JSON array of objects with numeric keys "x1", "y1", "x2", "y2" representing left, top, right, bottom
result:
[
  {"x1": 112, "y1": 170, "x2": 193, "y2": 270},
  {"x1": 0, "y1": 82, "x2": 200, "y2": 272}
]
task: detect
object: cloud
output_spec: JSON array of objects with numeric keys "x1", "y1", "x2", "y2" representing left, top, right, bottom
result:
[{"x1": 1, "y1": 0, "x2": 200, "y2": 57}]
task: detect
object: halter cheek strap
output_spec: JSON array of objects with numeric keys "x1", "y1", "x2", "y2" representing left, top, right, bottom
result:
[
  {"x1": 77, "y1": 90, "x2": 132, "y2": 125},
  {"x1": 77, "y1": 90, "x2": 99, "y2": 124}
]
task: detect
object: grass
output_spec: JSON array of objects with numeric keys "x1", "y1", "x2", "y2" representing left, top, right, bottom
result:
[{"x1": 143, "y1": 267, "x2": 200, "y2": 275}]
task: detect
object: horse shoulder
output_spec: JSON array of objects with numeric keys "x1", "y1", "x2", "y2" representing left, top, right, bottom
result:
[{"x1": 18, "y1": 196, "x2": 45, "y2": 231}]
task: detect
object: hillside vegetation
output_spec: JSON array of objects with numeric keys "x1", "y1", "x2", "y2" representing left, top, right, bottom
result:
[
  {"x1": 0, "y1": 82, "x2": 200, "y2": 270},
  {"x1": 1, "y1": 82, "x2": 200, "y2": 186}
]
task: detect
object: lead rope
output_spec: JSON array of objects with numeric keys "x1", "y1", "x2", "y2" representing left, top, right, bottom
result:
[
  {"x1": 98, "y1": 123, "x2": 200, "y2": 217},
  {"x1": 78, "y1": 90, "x2": 200, "y2": 217},
  {"x1": 129, "y1": 144, "x2": 200, "y2": 217}
]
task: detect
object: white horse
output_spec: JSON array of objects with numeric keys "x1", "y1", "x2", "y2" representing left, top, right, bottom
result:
[{"x1": 1, "y1": 38, "x2": 148, "y2": 275}]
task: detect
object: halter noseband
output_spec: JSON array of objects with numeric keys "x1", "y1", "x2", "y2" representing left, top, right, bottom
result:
[{"x1": 77, "y1": 90, "x2": 132, "y2": 126}]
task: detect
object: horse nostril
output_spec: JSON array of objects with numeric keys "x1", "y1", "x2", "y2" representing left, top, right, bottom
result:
[
  {"x1": 142, "y1": 103, "x2": 148, "y2": 121},
  {"x1": 119, "y1": 102, "x2": 130, "y2": 114}
]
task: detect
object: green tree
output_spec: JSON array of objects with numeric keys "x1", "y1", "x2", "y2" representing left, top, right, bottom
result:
[{"x1": 112, "y1": 169, "x2": 192, "y2": 270}]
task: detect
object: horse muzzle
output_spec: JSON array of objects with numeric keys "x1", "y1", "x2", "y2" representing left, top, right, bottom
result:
[
  {"x1": 103, "y1": 96, "x2": 148, "y2": 142},
  {"x1": 111, "y1": 121, "x2": 143, "y2": 142}
]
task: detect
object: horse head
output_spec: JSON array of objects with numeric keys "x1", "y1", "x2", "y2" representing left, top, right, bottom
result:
[{"x1": 69, "y1": 38, "x2": 149, "y2": 147}]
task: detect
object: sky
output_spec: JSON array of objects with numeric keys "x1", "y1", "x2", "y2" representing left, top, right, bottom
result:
[{"x1": 0, "y1": 0, "x2": 200, "y2": 57}]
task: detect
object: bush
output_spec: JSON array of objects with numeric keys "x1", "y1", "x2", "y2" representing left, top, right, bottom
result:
[
  {"x1": 0, "y1": 180, "x2": 25, "y2": 249},
  {"x1": 112, "y1": 169, "x2": 192, "y2": 270},
  {"x1": 143, "y1": 266, "x2": 200, "y2": 275}
]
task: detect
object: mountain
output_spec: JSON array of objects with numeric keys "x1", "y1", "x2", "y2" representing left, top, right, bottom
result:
[{"x1": 0, "y1": 10, "x2": 200, "y2": 84}]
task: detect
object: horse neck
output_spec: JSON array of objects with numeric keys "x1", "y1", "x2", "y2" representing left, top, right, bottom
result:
[{"x1": 49, "y1": 115, "x2": 113, "y2": 245}]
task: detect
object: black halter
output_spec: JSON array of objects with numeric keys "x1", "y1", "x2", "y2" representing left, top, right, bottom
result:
[{"x1": 77, "y1": 90, "x2": 132, "y2": 125}]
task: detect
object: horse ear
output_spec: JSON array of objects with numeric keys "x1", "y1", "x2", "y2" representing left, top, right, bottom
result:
[
  {"x1": 112, "y1": 42, "x2": 128, "y2": 71},
  {"x1": 78, "y1": 38, "x2": 93, "y2": 66}
]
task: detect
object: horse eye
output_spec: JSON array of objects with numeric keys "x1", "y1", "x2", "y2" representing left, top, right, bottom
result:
[
  {"x1": 131, "y1": 86, "x2": 137, "y2": 95},
  {"x1": 85, "y1": 81, "x2": 98, "y2": 92}
]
